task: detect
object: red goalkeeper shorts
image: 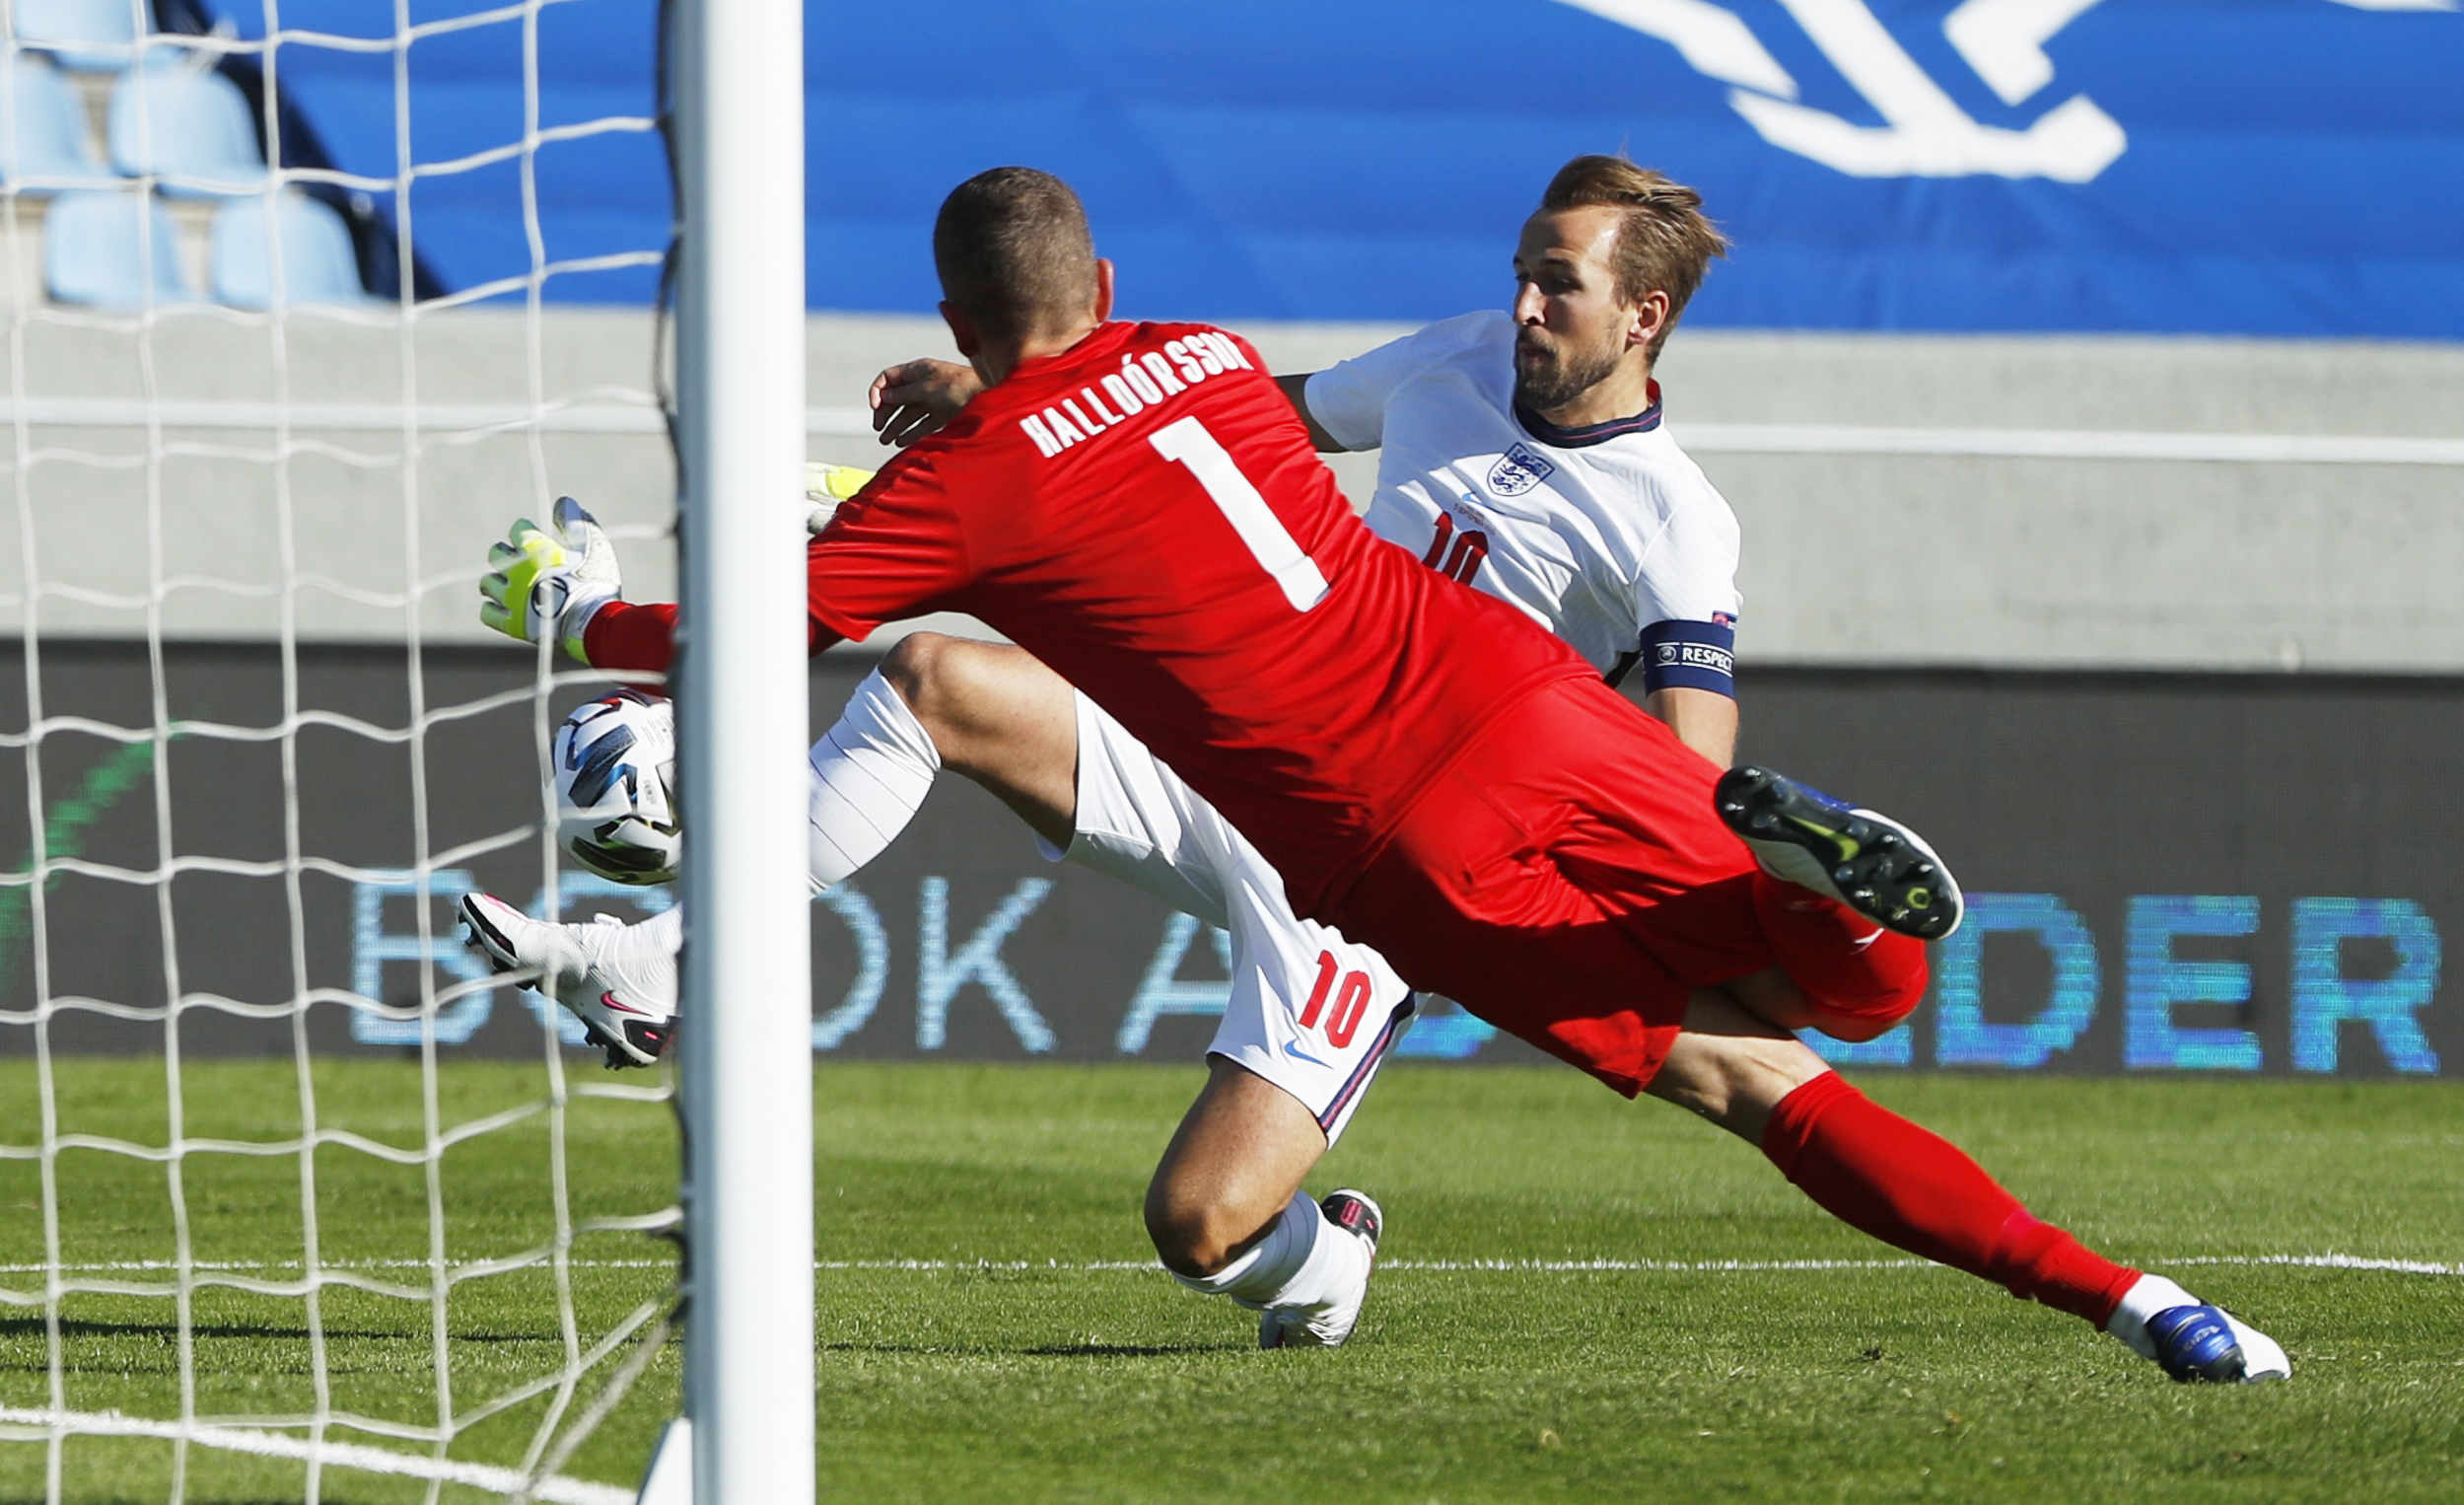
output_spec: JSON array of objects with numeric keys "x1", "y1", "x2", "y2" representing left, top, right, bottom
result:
[{"x1": 1320, "y1": 676, "x2": 1800, "y2": 1096}]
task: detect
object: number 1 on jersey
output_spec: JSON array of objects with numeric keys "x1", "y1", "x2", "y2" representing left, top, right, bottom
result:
[{"x1": 1151, "y1": 416, "x2": 1329, "y2": 612}]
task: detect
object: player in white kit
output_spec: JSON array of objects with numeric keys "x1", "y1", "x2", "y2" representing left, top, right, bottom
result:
[
  {"x1": 1324, "y1": 307, "x2": 1744, "y2": 710},
  {"x1": 467, "y1": 158, "x2": 2280, "y2": 1381}
]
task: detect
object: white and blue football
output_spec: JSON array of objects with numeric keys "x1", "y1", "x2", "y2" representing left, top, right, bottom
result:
[{"x1": 553, "y1": 687, "x2": 681, "y2": 885}]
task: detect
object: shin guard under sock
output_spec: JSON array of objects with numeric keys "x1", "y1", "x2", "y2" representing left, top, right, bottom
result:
[
  {"x1": 807, "y1": 669, "x2": 943, "y2": 890},
  {"x1": 1761, "y1": 1071, "x2": 2140, "y2": 1326}
]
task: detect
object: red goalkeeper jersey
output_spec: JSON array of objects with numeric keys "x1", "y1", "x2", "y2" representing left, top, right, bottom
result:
[{"x1": 588, "y1": 320, "x2": 1590, "y2": 917}]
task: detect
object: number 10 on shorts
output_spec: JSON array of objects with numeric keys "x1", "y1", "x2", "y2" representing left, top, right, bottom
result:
[{"x1": 1299, "y1": 951, "x2": 1374, "y2": 1049}]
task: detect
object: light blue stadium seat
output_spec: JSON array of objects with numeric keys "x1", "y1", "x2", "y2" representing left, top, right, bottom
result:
[
  {"x1": 107, "y1": 50, "x2": 265, "y2": 197},
  {"x1": 44, "y1": 187, "x2": 194, "y2": 308},
  {"x1": 0, "y1": 53, "x2": 112, "y2": 190},
  {"x1": 212, "y1": 190, "x2": 371, "y2": 308},
  {"x1": 13, "y1": 0, "x2": 143, "y2": 73}
]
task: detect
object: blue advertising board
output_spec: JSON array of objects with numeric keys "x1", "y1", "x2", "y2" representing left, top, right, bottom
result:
[
  {"x1": 192, "y1": 0, "x2": 2464, "y2": 336},
  {"x1": 9, "y1": 647, "x2": 2462, "y2": 1079}
]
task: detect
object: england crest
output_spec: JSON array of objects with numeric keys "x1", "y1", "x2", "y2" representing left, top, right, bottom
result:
[{"x1": 1487, "y1": 443, "x2": 1554, "y2": 498}]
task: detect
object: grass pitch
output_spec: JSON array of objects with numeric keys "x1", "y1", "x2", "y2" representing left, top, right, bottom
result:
[{"x1": 2, "y1": 1060, "x2": 2460, "y2": 1502}]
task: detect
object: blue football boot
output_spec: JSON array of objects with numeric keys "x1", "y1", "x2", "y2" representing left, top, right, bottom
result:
[
  {"x1": 2147, "y1": 1303, "x2": 2291, "y2": 1385},
  {"x1": 1715, "y1": 765, "x2": 1963, "y2": 941}
]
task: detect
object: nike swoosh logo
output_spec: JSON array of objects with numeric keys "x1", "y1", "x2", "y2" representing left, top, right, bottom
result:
[
  {"x1": 600, "y1": 990, "x2": 647, "y2": 1017},
  {"x1": 1787, "y1": 815, "x2": 1858, "y2": 862},
  {"x1": 1852, "y1": 928, "x2": 1885, "y2": 951},
  {"x1": 1283, "y1": 1040, "x2": 1330, "y2": 1067}
]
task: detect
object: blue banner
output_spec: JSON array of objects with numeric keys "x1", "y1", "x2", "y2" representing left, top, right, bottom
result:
[{"x1": 200, "y1": 2, "x2": 2464, "y2": 334}]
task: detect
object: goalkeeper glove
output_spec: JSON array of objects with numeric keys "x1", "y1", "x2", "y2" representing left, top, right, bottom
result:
[
  {"x1": 805, "y1": 463, "x2": 876, "y2": 535},
  {"x1": 479, "y1": 496, "x2": 622, "y2": 662}
]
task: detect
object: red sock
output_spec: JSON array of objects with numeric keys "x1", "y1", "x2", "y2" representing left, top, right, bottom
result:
[
  {"x1": 1760, "y1": 1072, "x2": 2140, "y2": 1326},
  {"x1": 1752, "y1": 871, "x2": 1929, "y2": 1023}
]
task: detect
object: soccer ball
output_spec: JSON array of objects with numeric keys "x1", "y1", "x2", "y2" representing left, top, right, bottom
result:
[{"x1": 553, "y1": 687, "x2": 681, "y2": 885}]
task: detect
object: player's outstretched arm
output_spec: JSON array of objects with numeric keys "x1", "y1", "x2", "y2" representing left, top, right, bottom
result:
[
  {"x1": 478, "y1": 496, "x2": 624, "y2": 664},
  {"x1": 869, "y1": 358, "x2": 984, "y2": 448},
  {"x1": 1273, "y1": 373, "x2": 1346, "y2": 452}
]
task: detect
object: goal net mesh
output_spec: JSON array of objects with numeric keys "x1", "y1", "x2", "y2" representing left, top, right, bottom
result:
[{"x1": 0, "y1": 2, "x2": 682, "y2": 1499}]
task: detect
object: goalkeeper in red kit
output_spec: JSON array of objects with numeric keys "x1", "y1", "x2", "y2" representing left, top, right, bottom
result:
[{"x1": 479, "y1": 167, "x2": 2285, "y2": 1384}]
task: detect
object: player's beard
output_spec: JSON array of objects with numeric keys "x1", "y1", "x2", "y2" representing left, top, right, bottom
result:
[{"x1": 1513, "y1": 325, "x2": 1625, "y2": 415}]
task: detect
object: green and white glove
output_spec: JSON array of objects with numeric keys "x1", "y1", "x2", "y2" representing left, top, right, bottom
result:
[{"x1": 479, "y1": 496, "x2": 622, "y2": 662}]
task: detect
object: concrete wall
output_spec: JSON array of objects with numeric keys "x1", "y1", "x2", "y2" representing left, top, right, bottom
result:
[
  {"x1": 0, "y1": 306, "x2": 679, "y2": 644},
  {"x1": 1654, "y1": 332, "x2": 2464, "y2": 673},
  {"x1": 4, "y1": 305, "x2": 2458, "y2": 673}
]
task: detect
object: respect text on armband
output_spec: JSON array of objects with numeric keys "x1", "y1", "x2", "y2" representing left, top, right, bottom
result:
[
  {"x1": 1639, "y1": 617, "x2": 1738, "y2": 696},
  {"x1": 1656, "y1": 641, "x2": 1734, "y2": 678},
  {"x1": 1018, "y1": 331, "x2": 1254, "y2": 459}
]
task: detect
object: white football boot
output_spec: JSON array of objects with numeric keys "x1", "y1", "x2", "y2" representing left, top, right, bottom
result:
[
  {"x1": 1258, "y1": 1190, "x2": 1383, "y2": 1349},
  {"x1": 458, "y1": 893, "x2": 681, "y2": 1067},
  {"x1": 2106, "y1": 1273, "x2": 2290, "y2": 1384}
]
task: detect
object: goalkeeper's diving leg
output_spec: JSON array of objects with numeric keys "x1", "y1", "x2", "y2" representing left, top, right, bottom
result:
[{"x1": 1646, "y1": 990, "x2": 2289, "y2": 1384}]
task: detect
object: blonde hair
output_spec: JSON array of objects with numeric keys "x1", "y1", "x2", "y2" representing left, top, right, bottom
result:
[{"x1": 1539, "y1": 156, "x2": 1728, "y2": 359}]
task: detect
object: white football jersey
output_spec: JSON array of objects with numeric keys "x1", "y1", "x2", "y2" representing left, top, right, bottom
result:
[{"x1": 1304, "y1": 310, "x2": 1742, "y2": 687}]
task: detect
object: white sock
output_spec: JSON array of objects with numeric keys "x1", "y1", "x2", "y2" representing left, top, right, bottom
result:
[
  {"x1": 625, "y1": 905, "x2": 682, "y2": 952},
  {"x1": 2105, "y1": 1272, "x2": 2200, "y2": 1359},
  {"x1": 807, "y1": 668, "x2": 942, "y2": 890},
  {"x1": 1172, "y1": 1190, "x2": 1367, "y2": 1319}
]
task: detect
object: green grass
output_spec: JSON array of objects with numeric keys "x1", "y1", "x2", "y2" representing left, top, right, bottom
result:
[
  {"x1": 2, "y1": 1061, "x2": 2461, "y2": 1502},
  {"x1": 0, "y1": 1057, "x2": 683, "y2": 1504}
]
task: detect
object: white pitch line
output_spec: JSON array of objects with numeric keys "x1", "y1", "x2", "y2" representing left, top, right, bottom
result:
[
  {"x1": 1382, "y1": 1256, "x2": 1933, "y2": 1272},
  {"x1": 2, "y1": 1253, "x2": 2455, "y2": 1278},
  {"x1": 2166, "y1": 1253, "x2": 2464, "y2": 1277},
  {"x1": 0, "y1": 1408, "x2": 628, "y2": 1505},
  {"x1": 808, "y1": 1253, "x2": 2464, "y2": 1277},
  {"x1": 0, "y1": 1254, "x2": 2448, "y2": 1496},
  {"x1": 0, "y1": 1258, "x2": 678, "y2": 1276}
]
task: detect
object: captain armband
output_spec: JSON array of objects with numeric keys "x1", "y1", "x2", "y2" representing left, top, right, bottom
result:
[{"x1": 1638, "y1": 617, "x2": 1736, "y2": 697}]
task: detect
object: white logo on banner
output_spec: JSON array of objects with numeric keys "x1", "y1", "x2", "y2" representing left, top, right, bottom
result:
[
  {"x1": 1554, "y1": 0, "x2": 2125, "y2": 180},
  {"x1": 1559, "y1": 0, "x2": 2448, "y2": 182}
]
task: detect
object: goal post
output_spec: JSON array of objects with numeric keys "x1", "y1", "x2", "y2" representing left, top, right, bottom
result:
[
  {"x1": 668, "y1": 1, "x2": 816, "y2": 1501},
  {"x1": 0, "y1": 0, "x2": 810, "y2": 1498}
]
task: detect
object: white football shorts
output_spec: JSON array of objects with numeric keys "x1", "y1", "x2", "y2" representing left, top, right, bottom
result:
[{"x1": 1043, "y1": 692, "x2": 1415, "y2": 1144}]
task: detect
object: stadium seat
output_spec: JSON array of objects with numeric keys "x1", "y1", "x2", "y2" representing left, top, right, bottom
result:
[
  {"x1": 43, "y1": 187, "x2": 194, "y2": 308},
  {"x1": 0, "y1": 53, "x2": 113, "y2": 190},
  {"x1": 12, "y1": 0, "x2": 142, "y2": 73},
  {"x1": 211, "y1": 190, "x2": 371, "y2": 308},
  {"x1": 107, "y1": 51, "x2": 266, "y2": 196}
]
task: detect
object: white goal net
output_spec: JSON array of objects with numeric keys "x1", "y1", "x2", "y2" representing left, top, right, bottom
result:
[{"x1": 0, "y1": 2, "x2": 693, "y2": 1499}]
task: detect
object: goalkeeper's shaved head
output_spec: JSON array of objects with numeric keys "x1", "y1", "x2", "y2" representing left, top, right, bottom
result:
[{"x1": 934, "y1": 168, "x2": 1101, "y2": 346}]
